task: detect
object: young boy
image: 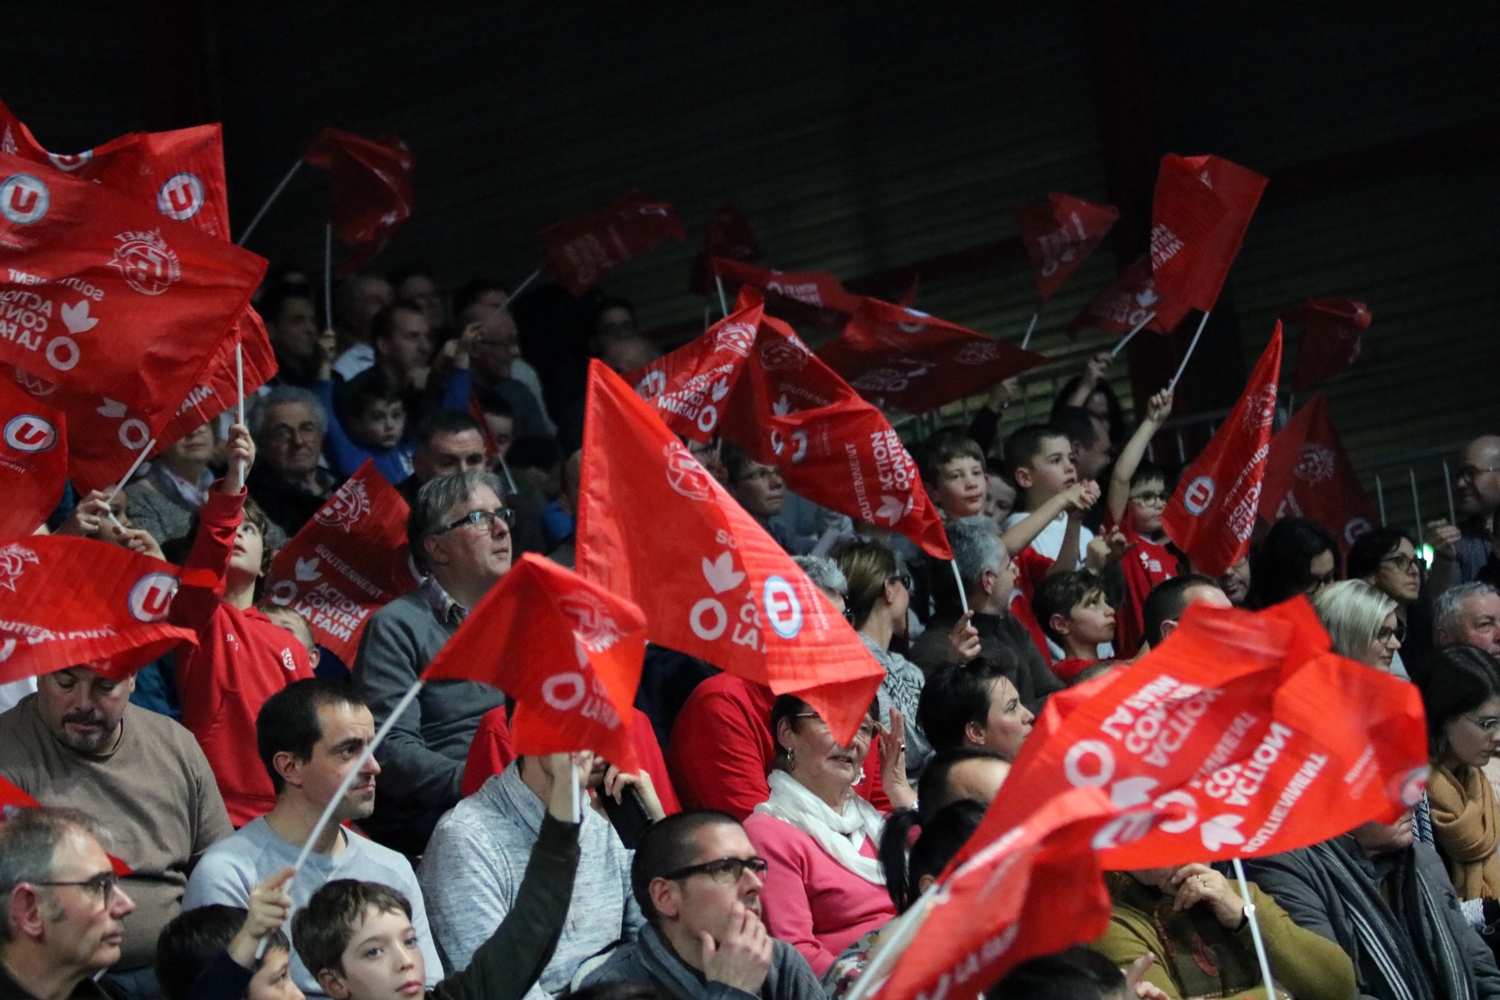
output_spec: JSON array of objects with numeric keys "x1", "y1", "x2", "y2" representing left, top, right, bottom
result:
[
  {"x1": 1106, "y1": 388, "x2": 1181, "y2": 657},
  {"x1": 1032, "y1": 571, "x2": 1117, "y2": 683},
  {"x1": 983, "y1": 464, "x2": 1018, "y2": 527},
  {"x1": 917, "y1": 429, "x2": 988, "y2": 521},
  {"x1": 157, "y1": 869, "x2": 301, "y2": 1000},
  {"x1": 321, "y1": 374, "x2": 414, "y2": 486}
]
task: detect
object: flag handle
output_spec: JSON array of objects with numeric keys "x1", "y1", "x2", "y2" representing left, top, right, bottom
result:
[
  {"x1": 843, "y1": 885, "x2": 941, "y2": 1000},
  {"x1": 1232, "y1": 858, "x2": 1278, "y2": 1000},
  {"x1": 1019, "y1": 312, "x2": 1039, "y2": 350},
  {"x1": 1443, "y1": 459, "x2": 1457, "y2": 526},
  {"x1": 110, "y1": 439, "x2": 157, "y2": 501},
  {"x1": 951, "y1": 559, "x2": 969, "y2": 616},
  {"x1": 498, "y1": 457, "x2": 519, "y2": 496},
  {"x1": 1166, "y1": 311, "x2": 1212, "y2": 393},
  {"x1": 235, "y1": 158, "x2": 303, "y2": 246},
  {"x1": 1111, "y1": 311, "x2": 1157, "y2": 358},
  {"x1": 508, "y1": 269, "x2": 542, "y2": 308},
  {"x1": 1375, "y1": 473, "x2": 1386, "y2": 526},
  {"x1": 323, "y1": 224, "x2": 334, "y2": 334},
  {"x1": 253, "y1": 678, "x2": 425, "y2": 960},
  {"x1": 235, "y1": 339, "x2": 246, "y2": 486},
  {"x1": 1408, "y1": 468, "x2": 1422, "y2": 541},
  {"x1": 810, "y1": 522, "x2": 843, "y2": 558},
  {"x1": 715, "y1": 275, "x2": 730, "y2": 319}
]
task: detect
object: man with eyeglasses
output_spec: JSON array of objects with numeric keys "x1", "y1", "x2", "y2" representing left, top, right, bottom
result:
[
  {"x1": 452, "y1": 281, "x2": 556, "y2": 440},
  {"x1": 351, "y1": 469, "x2": 512, "y2": 854},
  {"x1": 1430, "y1": 435, "x2": 1500, "y2": 592},
  {"x1": 581, "y1": 811, "x2": 824, "y2": 1000},
  {"x1": 247, "y1": 387, "x2": 347, "y2": 536},
  {"x1": 0, "y1": 808, "x2": 137, "y2": 1000},
  {"x1": 722, "y1": 445, "x2": 816, "y2": 556}
]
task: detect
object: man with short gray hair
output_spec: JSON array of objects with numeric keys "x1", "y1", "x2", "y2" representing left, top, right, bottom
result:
[
  {"x1": 1434, "y1": 581, "x2": 1500, "y2": 657},
  {"x1": 246, "y1": 385, "x2": 346, "y2": 535},
  {"x1": 352, "y1": 468, "x2": 512, "y2": 853}
]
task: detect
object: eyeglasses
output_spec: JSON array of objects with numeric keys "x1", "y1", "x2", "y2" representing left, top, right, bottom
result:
[
  {"x1": 795, "y1": 711, "x2": 879, "y2": 742},
  {"x1": 33, "y1": 871, "x2": 118, "y2": 905},
  {"x1": 432, "y1": 507, "x2": 515, "y2": 535},
  {"x1": 1380, "y1": 554, "x2": 1427, "y2": 574},
  {"x1": 1457, "y1": 465, "x2": 1500, "y2": 482},
  {"x1": 1374, "y1": 623, "x2": 1405, "y2": 644},
  {"x1": 662, "y1": 856, "x2": 768, "y2": 884},
  {"x1": 888, "y1": 572, "x2": 914, "y2": 593},
  {"x1": 1304, "y1": 571, "x2": 1338, "y2": 591},
  {"x1": 1464, "y1": 713, "x2": 1500, "y2": 734},
  {"x1": 1128, "y1": 491, "x2": 1168, "y2": 506}
]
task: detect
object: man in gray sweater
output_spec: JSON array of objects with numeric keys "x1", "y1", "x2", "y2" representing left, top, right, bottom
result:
[
  {"x1": 352, "y1": 468, "x2": 511, "y2": 853},
  {"x1": 582, "y1": 810, "x2": 824, "y2": 1000}
]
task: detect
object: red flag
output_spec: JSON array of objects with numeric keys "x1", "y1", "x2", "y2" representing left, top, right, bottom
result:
[
  {"x1": 818, "y1": 298, "x2": 1046, "y2": 414},
  {"x1": 1064, "y1": 257, "x2": 1166, "y2": 340},
  {"x1": 1162, "y1": 324, "x2": 1282, "y2": 577},
  {"x1": 152, "y1": 307, "x2": 278, "y2": 456},
  {"x1": 1149, "y1": 154, "x2": 1267, "y2": 331},
  {"x1": 303, "y1": 128, "x2": 414, "y2": 278},
  {"x1": 1285, "y1": 298, "x2": 1370, "y2": 392},
  {"x1": 711, "y1": 257, "x2": 864, "y2": 330},
  {"x1": 1014, "y1": 194, "x2": 1120, "y2": 303},
  {"x1": 625, "y1": 297, "x2": 765, "y2": 442},
  {"x1": 0, "y1": 100, "x2": 230, "y2": 241},
  {"x1": 264, "y1": 462, "x2": 417, "y2": 664},
  {"x1": 0, "y1": 373, "x2": 65, "y2": 538},
  {"x1": 0, "y1": 363, "x2": 152, "y2": 496},
  {"x1": 689, "y1": 205, "x2": 761, "y2": 296},
  {"x1": 423, "y1": 553, "x2": 644, "y2": 771},
  {"x1": 576, "y1": 359, "x2": 885, "y2": 743},
  {"x1": 1262, "y1": 394, "x2": 1379, "y2": 552},
  {"x1": 0, "y1": 536, "x2": 214, "y2": 684},
  {"x1": 540, "y1": 190, "x2": 686, "y2": 296},
  {"x1": 869, "y1": 787, "x2": 1117, "y2": 1000},
  {"x1": 955, "y1": 598, "x2": 1428, "y2": 872}
]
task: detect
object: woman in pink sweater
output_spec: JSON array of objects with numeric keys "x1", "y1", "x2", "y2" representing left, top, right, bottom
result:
[{"x1": 744, "y1": 694, "x2": 916, "y2": 975}]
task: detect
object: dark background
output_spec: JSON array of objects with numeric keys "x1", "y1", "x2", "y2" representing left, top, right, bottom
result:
[{"x1": 4, "y1": 1, "x2": 1498, "y2": 527}]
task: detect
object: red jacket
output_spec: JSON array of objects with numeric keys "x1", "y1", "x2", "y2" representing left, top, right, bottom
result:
[{"x1": 171, "y1": 489, "x2": 313, "y2": 826}]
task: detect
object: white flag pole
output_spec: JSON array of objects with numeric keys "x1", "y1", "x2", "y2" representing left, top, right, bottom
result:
[
  {"x1": 1111, "y1": 311, "x2": 1157, "y2": 358},
  {"x1": 235, "y1": 340, "x2": 246, "y2": 484},
  {"x1": 1019, "y1": 312, "x2": 1039, "y2": 350},
  {"x1": 506, "y1": 269, "x2": 542, "y2": 308},
  {"x1": 1232, "y1": 858, "x2": 1278, "y2": 1000},
  {"x1": 235, "y1": 158, "x2": 303, "y2": 246},
  {"x1": 1166, "y1": 311, "x2": 1212, "y2": 393},
  {"x1": 715, "y1": 275, "x2": 730, "y2": 318}
]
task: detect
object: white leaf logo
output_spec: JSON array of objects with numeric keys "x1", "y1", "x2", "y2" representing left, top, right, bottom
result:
[
  {"x1": 60, "y1": 301, "x2": 98, "y2": 334},
  {"x1": 772, "y1": 394, "x2": 791, "y2": 416},
  {"x1": 294, "y1": 557, "x2": 321, "y2": 582},
  {"x1": 702, "y1": 551, "x2": 746, "y2": 594},
  {"x1": 1109, "y1": 776, "x2": 1159, "y2": 809},
  {"x1": 711, "y1": 377, "x2": 730, "y2": 402},
  {"x1": 96, "y1": 398, "x2": 128, "y2": 419},
  {"x1": 1199, "y1": 814, "x2": 1246, "y2": 852},
  {"x1": 875, "y1": 494, "x2": 912, "y2": 526}
]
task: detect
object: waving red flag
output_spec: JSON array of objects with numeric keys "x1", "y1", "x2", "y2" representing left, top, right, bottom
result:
[
  {"x1": 152, "y1": 307, "x2": 278, "y2": 455},
  {"x1": 689, "y1": 205, "x2": 761, "y2": 297},
  {"x1": 265, "y1": 462, "x2": 417, "y2": 664},
  {"x1": 1286, "y1": 298, "x2": 1370, "y2": 392},
  {"x1": 0, "y1": 536, "x2": 214, "y2": 684},
  {"x1": 0, "y1": 372, "x2": 65, "y2": 538},
  {"x1": 303, "y1": 128, "x2": 414, "y2": 278},
  {"x1": 1149, "y1": 154, "x2": 1267, "y2": 331},
  {"x1": 955, "y1": 598, "x2": 1428, "y2": 873},
  {"x1": 540, "y1": 189, "x2": 685, "y2": 296},
  {"x1": 1262, "y1": 394, "x2": 1379, "y2": 551},
  {"x1": 711, "y1": 257, "x2": 864, "y2": 332},
  {"x1": 1065, "y1": 257, "x2": 1166, "y2": 340},
  {"x1": 423, "y1": 554, "x2": 644, "y2": 771},
  {"x1": 0, "y1": 100, "x2": 230, "y2": 241},
  {"x1": 1014, "y1": 194, "x2": 1120, "y2": 303},
  {"x1": 625, "y1": 297, "x2": 765, "y2": 442},
  {"x1": 577, "y1": 360, "x2": 884, "y2": 743},
  {"x1": 1162, "y1": 324, "x2": 1282, "y2": 577},
  {"x1": 819, "y1": 299, "x2": 1046, "y2": 414},
  {"x1": 868, "y1": 787, "x2": 1117, "y2": 1000}
]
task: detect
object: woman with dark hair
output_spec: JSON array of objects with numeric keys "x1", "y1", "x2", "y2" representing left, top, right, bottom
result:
[
  {"x1": 744, "y1": 695, "x2": 913, "y2": 976},
  {"x1": 1349, "y1": 527, "x2": 1429, "y2": 676},
  {"x1": 1245, "y1": 517, "x2": 1340, "y2": 609},
  {"x1": 821, "y1": 800, "x2": 988, "y2": 999},
  {"x1": 1418, "y1": 645, "x2": 1500, "y2": 912},
  {"x1": 1053, "y1": 352, "x2": 1127, "y2": 454}
]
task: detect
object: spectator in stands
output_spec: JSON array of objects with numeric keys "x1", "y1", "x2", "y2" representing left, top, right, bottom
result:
[
  {"x1": 1052, "y1": 352, "x2": 1126, "y2": 454},
  {"x1": 453, "y1": 281, "x2": 556, "y2": 439},
  {"x1": 1032, "y1": 571, "x2": 1115, "y2": 682},
  {"x1": 592, "y1": 296, "x2": 639, "y2": 353},
  {"x1": 833, "y1": 540, "x2": 935, "y2": 774},
  {"x1": 420, "y1": 751, "x2": 643, "y2": 986},
  {"x1": 1418, "y1": 645, "x2": 1500, "y2": 912},
  {"x1": 1218, "y1": 557, "x2": 1251, "y2": 607},
  {"x1": 987, "y1": 947, "x2": 1132, "y2": 1000},
  {"x1": 1095, "y1": 860, "x2": 1356, "y2": 1000},
  {"x1": 1052, "y1": 405, "x2": 1113, "y2": 495},
  {"x1": 1138, "y1": 575, "x2": 1232, "y2": 652},
  {"x1": 331, "y1": 274, "x2": 394, "y2": 382},
  {"x1": 293, "y1": 751, "x2": 583, "y2": 1000},
  {"x1": 0, "y1": 668, "x2": 232, "y2": 998},
  {"x1": 962, "y1": 376, "x2": 1021, "y2": 457},
  {"x1": 907, "y1": 516, "x2": 1063, "y2": 711},
  {"x1": 823, "y1": 800, "x2": 988, "y2": 1000},
  {"x1": 982, "y1": 467, "x2": 1017, "y2": 527},
  {"x1": 1434, "y1": 583, "x2": 1500, "y2": 658},
  {"x1": 719, "y1": 444, "x2": 804, "y2": 554},
  {"x1": 914, "y1": 747, "x2": 1010, "y2": 820},
  {"x1": 390, "y1": 266, "x2": 446, "y2": 332},
  {"x1": 344, "y1": 303, "x2": 471, "y2": 438},
  {"x1": 1245, "y1": 814, "x2": 1500, "y2": 999},
  {"x1": 1429, "y1": 436, "x2": 1500, "y2": 592},
  {"x1": 1349, "y1": 528, "x2": 1430, "y2": 677},
  {"x1": 320, "y1": 371, "x2": 414, "y2": 484},
  {"x1": 1104, "y1": 389, "x2": 1179, "y2": 657},
  {"x1": 351, "y1": 469, "x2": 511, "y2": 853},
  {"x1": 917, "y1": 658, "x2": 1034, "y2": 760},
  {"x1": 1001, "y1": 424, "x2": 1098, "y2": 575},
  {"x1": 916, "y1": 430, "x2": 987, "y2": 522},
  {"x1": 1245, "y1": 518, "x2": 1339, "y2": 610},
  {"x1": 599, "y1": 335, "x2": 661, "y2": 375},
  {"x1": 581, "y1": 811, "x2": 824, "y2": 1000},
  {"x1": 125, "y1": 420, "x2": 219, "y2": 550},
  {"x1": 548, "y1": 450, "x2": 582, "y2": 568},
  {"x1": 263, "y1": 606, "x2": 322, "y2": 673},
  {"x1": 156, "y1": 882, "x2": 297, "y2": 1000},
  {"x1": 263, "y1": 285, "x2": 323, "y2": 390},
  {"x1": 477, "y1": 391, "x2": 517, "y2": 470},
  {"x1": 0, "y1": 808, "x2": 137, "y2": 1000},
  {"x1": 170, "y1": 424, "x2": 315, "y2": 826},
  {"x1": 185, "y1": 680, "x2": 440, "y2": 997},
  {"x1": 248, "y1": 387, "x2": 346, "y2": 536},
  {"x1": 744, "y1": 696, "x2": 912, "y2": 976},
  {"x1": 1312, "y1": 580, "x2": 1403, "y2": 675}
]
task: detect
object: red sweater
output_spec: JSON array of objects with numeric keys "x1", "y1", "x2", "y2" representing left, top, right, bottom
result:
[{"x1": 171, "y1": 489, "x2": 313, "y2": 827}]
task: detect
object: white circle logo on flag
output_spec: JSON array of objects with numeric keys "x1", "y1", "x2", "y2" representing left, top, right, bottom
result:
[
  {"x1": 1344, "y1": 517, "x2": 1373, "y2": 545},
  {"x1": 0, "y1": 174, "x2": 49, "y2": 224},
  {"x1": 762, "y1": 576, "x2": 803, "y2": 640},
  {"x1": 315, "y1": 479, "x2": 371, "y2": 532},
  {"x1": 1183, "y1": 476, "x2": 1216, "y2": 516},
  {"x1": 542, "y1": 672, "x2": 586, "y2": 711},
  {"x1": 3, "y1": 415, "x2": 57, "y2": 453},
  {"x1": 46, "y1": 151, "x2": 92, "y2": 172},
  {"x1": 1292, "y1": 443, "x2": 1335, "y2": 485},
  {"x1": 128, "y1": 572, "x2": 180, "y2": 622},
  {"x1": 664, "y1": 443, "x2": 715, "y2": 501},
  {"x1": 157, "y1": 172, "x2": 205, "y2": 221}
]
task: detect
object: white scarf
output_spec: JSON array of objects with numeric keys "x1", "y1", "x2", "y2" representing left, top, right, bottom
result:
[{"x1": 754, "y1": 769, "x2": 886, "y2": 885}]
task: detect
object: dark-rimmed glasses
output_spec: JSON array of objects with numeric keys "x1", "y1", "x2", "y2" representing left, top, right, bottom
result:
[
  {"x1": 432, "y1": 507, "x2": 515, "y2": 535},
  {"x1": 33, "y1": 871, "x2": 118, "y2": 905},
  {"x1": 662, "y1": 856, "x2": 768, "y2": 884}
]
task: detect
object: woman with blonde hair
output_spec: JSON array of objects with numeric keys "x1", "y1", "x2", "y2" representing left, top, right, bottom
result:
[{"x1": 1312, "y1": 579, "x2": 1404, "y2": 675}]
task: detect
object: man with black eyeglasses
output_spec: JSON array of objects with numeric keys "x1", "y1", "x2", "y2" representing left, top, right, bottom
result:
[
  {"x1": 351, "y1": 469, "x2": 513, "y2": 854},
  {"x1": 582, "y1": 811, "x2": 823, "y2": 1000}
]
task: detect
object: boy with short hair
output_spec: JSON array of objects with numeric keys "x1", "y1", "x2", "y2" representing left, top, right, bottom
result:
[
  {"x1": 321, "y1": 374, "x2": 413, "y2": 485},
  {"x1": 1001, "y1": 424, "x2": 1098, "y2": 574},
  {"x1": 917, "y1": 430, "x2": 988, "y2": 521},
  {"x1": 1032, "y1": 571, "x2": 1116, "y2": 683},
  {"x1": 158, "y1": 870, "x2": 301, "y2": 1000},
  {"x1": 1106, "y1": 389, "x2": 1182, "y2": 657}
]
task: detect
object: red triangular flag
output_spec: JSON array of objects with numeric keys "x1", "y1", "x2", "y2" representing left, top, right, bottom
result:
[
  {"x1": 1262, "y1": 394, "x2": 1380, "y2": 552},
  {"x1": 1149, "y1": 154, "x2": 1267, "y2": 331},
  {"x1": 540, "y1": 190, "x2": 686, "y2": 296},
  {"x1": 1162, "y1": 324, "x2": 1283, "y2": 577},
  {"x1": 711, "y1": 257, "x2": 865, "y2": 330},
  {"x1": 0, "y1": 373, "x2": 65, "y2": 538},
  {"x1": 689, "y1": 205, "x2": 761, "y2": 297},
  {"x1": 264, "y1": 462, "x2": 417, "y2": 665},
  {"x1": 151, "y1": 306, "x2": 278, "y2": 455},
  {"x1": 1065, "y1": 257, "x2": 1167, "y2": 340},
  {"x1": 1285, "y1": 298, "x2": 1370, "y2": 392},
  {"x1": 1014, "y1": 193, "x2": 1120, "y2": 303},
  {"x1": 0, "y1": 536, "x2": 214, "y2": 684},
  {"x1": 303, "y1": 128, "x2": 414, "y2": 278},
  {"x1": 423, "y1": 554, "x2": 645, "y2": 771},
  {"x1": 576, "y1": 359, "x2": 885, "y2": 743},
  {"x1": 624, "y1": 297, "x2": 765, "y2": 442}
]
